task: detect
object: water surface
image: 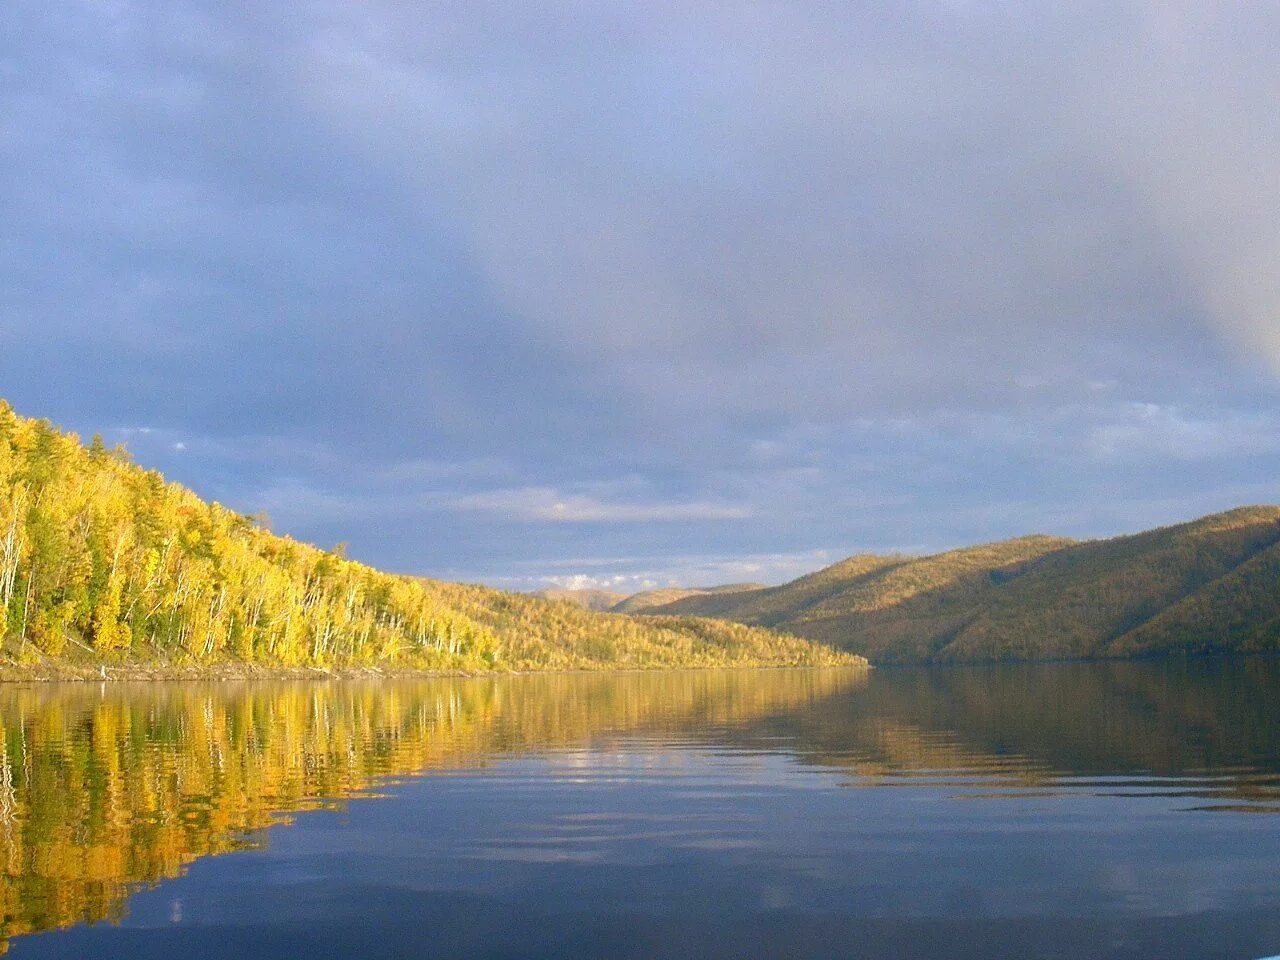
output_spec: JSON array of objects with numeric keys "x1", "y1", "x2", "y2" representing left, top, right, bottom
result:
[{"x1": 4, "y1": 661, "x2": 1280, "y2": 958}]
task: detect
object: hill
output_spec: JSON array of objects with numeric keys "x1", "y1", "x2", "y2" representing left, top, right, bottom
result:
[
  {"x1": 527, "y1": 587, "x2": 628, "y2": 611},
  {"x1": 0, "y1": 401, "x2": 859, "y2": 677},
  {"x1": 610, "y1": 583, "x2": 765, "y2": 613},
  {"x1": 644, "y1": 509, "x2": 1280, "y2": 663}
]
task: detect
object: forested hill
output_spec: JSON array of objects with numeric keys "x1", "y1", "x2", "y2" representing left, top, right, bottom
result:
[
  {"x1": 527, "y1": 587, "x2": 628, "y2": 611},
  {"x1": 643, "y1": 508, "x2": 1280, "y2": 664},
  {"x1": 610, "y1": 583, "x2": 765, "y2": 613},
  {"x1": 532, "y1": 583, "x2": 766, "y2": 614},
  {"x1": 0, "y1": 401, "x2": 858, "y2": 677}
]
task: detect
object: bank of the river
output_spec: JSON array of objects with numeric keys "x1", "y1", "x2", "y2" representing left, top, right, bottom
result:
[{"x1": 0, "y1": 656, "x2": 869, "y2": 683}]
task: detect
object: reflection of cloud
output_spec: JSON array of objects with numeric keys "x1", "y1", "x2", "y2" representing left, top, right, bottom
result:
[{"x1": 461, "y1": 846, "x2": 603, "y2": 865}]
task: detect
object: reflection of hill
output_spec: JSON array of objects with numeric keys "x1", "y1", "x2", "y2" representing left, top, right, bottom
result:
[
  {"x1": 0, "y1": 668, "x2": 865, "y2": 951},
  {"x1": 732, "y1": 660, "x2": 1280, "y2": 801},
  {"x1": 6, "y1": 661, "x2": 1278, "y2": 953}
]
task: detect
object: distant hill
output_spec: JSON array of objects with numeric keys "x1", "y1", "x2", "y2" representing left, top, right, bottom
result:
[
  {"x1": 527, "y1": 588, "x2": 629, "y2": 611},
  {"x1": 611, "y1": 583, "x2": 765, "y2": 613},
  {"x1": 527, "y1": 583, "x2": 768, "y2": 614},
  {"x1": 643, "y1": 508, "x2": 1280, "y2": 663},
  {"x1": 0, "y1": 400, "x2": 860, "y2": 678}
]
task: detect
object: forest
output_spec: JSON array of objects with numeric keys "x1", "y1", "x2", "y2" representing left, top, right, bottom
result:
[
  {"x1": 0, "y1": 401, "x2": 856, "y2": 676},
  {"x1": 643, "y1": 507, "x2": 1280, "y2": 663}
]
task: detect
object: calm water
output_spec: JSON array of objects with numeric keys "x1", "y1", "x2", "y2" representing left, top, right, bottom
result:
[{"x1": 4, "y1": 661, "x2": 1280, "y2": 959}]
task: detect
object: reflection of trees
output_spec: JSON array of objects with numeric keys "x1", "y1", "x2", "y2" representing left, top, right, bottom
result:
[
  {"x1": 6, "y1": 660, "x2": 1276, "y2": 954},
  {"x1": 735, "y1": 660, "x2": 1280, "y2": 797},
  {"x1": 0, "y1": 668, "x2": 865, "y2": 951}
]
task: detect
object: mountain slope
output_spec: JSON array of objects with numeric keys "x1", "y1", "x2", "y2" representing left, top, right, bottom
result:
[
  {"x1": 925, "y1": 507, "x2": 1280, "y2": 662},
  {"x1": 0, "y1": 401, "x2": 859, "y2": 676},
  {"x1": 1104, "y1": 537, "x2": 1280, "y2": 657},
  {"x1": 653, "y1": 537, "x2": 1071, "y2": 648},
  {"x1": 527, "y1": 588, "x2": 628, "y2": 611},
  {"x1": 610, "y1": 583, "x2": 765, "y2": 614},
  {"x1": 646, "y1": 509, "x2": 1280, "y2": 663}
]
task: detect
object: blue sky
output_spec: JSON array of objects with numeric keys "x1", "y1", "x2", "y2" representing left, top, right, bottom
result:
[{"x1": 4, "y1": 1, "x2": 1280, "y2": 592}]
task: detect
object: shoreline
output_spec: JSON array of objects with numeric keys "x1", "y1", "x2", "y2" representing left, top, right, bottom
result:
[
  {"x1": 0, "y1": 659, "x2": 868, "y2": 684},
  {"x1": 2, "y1": 649, "x2": 1275, "y2": 683}
]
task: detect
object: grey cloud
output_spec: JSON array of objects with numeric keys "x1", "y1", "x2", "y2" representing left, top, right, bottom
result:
[
  {"x1": 285, "y1": 0, "x2": 1262, "y2": 423},
  {"x1": 3, "y1": 1, "x2": 1280, "y2": 588}
]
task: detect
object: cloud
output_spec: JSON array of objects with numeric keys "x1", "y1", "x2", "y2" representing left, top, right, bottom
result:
[
  {"x1": 1086, "y1": 403, "x2": 1280, "y2": 462},
  {"x1": 283, "y1": 0, "x2": 1274, "y2": 424},
  {"x1": 484, "y1": 548, "x2": 838, "y2": 593},
  {"x1": 4, "y1": 1, "x2": 1280, "y2": 590},
  {"x1": 452, "y1": 487, "x2": 750, "y2": 524},
  {"x1": 1059, "y1": 3, "x2": 1280, "y2": 374}
]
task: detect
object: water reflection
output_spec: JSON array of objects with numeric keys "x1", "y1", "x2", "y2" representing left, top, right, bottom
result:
[
  {"x1": 733, "y1": 659, "x2": 1280, "y2": 809},
  {"x1": 4, "y1": 659, "x2": 1280, "y2": 954},
  {"x1": 0, "y1": 669, "x2": 863, "y2": 951}
]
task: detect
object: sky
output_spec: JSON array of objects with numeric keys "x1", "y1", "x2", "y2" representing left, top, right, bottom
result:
[{"x1": 4, "y1": 1, "x2": 1280, "y2": 593}]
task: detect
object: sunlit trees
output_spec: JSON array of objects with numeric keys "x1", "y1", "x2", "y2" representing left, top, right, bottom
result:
[
  {"x1": 0, "y1": 400, "x2": 856, "y2": 674},
  {"x1": 0, "y1": 400, "x2": 499, "y2": 670}
]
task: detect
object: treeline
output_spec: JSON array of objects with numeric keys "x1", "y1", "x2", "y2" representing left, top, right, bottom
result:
[
  {"x1": 0, "y1": 402, "x2": 499, "y2": 670},
  {"x1": 723, "y1": 658, "x2": 1280, "y2": 804},
  {"x1": 0, "y1": 401, "x2": 855, "y2": 674}
]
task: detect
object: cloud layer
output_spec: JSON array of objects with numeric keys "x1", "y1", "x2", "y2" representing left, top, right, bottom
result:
[{"x1": 3, "y1": 1, "x2": 1280, "y2": 588}]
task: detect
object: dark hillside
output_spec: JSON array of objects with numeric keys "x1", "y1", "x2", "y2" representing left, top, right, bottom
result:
[{"x1": 645, "y1": 508, "x2": 1280, "y2": 664}]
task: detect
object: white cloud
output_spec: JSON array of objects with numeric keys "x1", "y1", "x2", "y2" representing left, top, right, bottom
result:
[
  {"x1": 484, "y1": 548, "x2": 838, "y2": 593},
  {"x1": 1086, "y1": 403, "x2": 1280, "y2": 461},
  {"x1": 452, "y1": 487, "x2": 750, "y2": 524}
]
